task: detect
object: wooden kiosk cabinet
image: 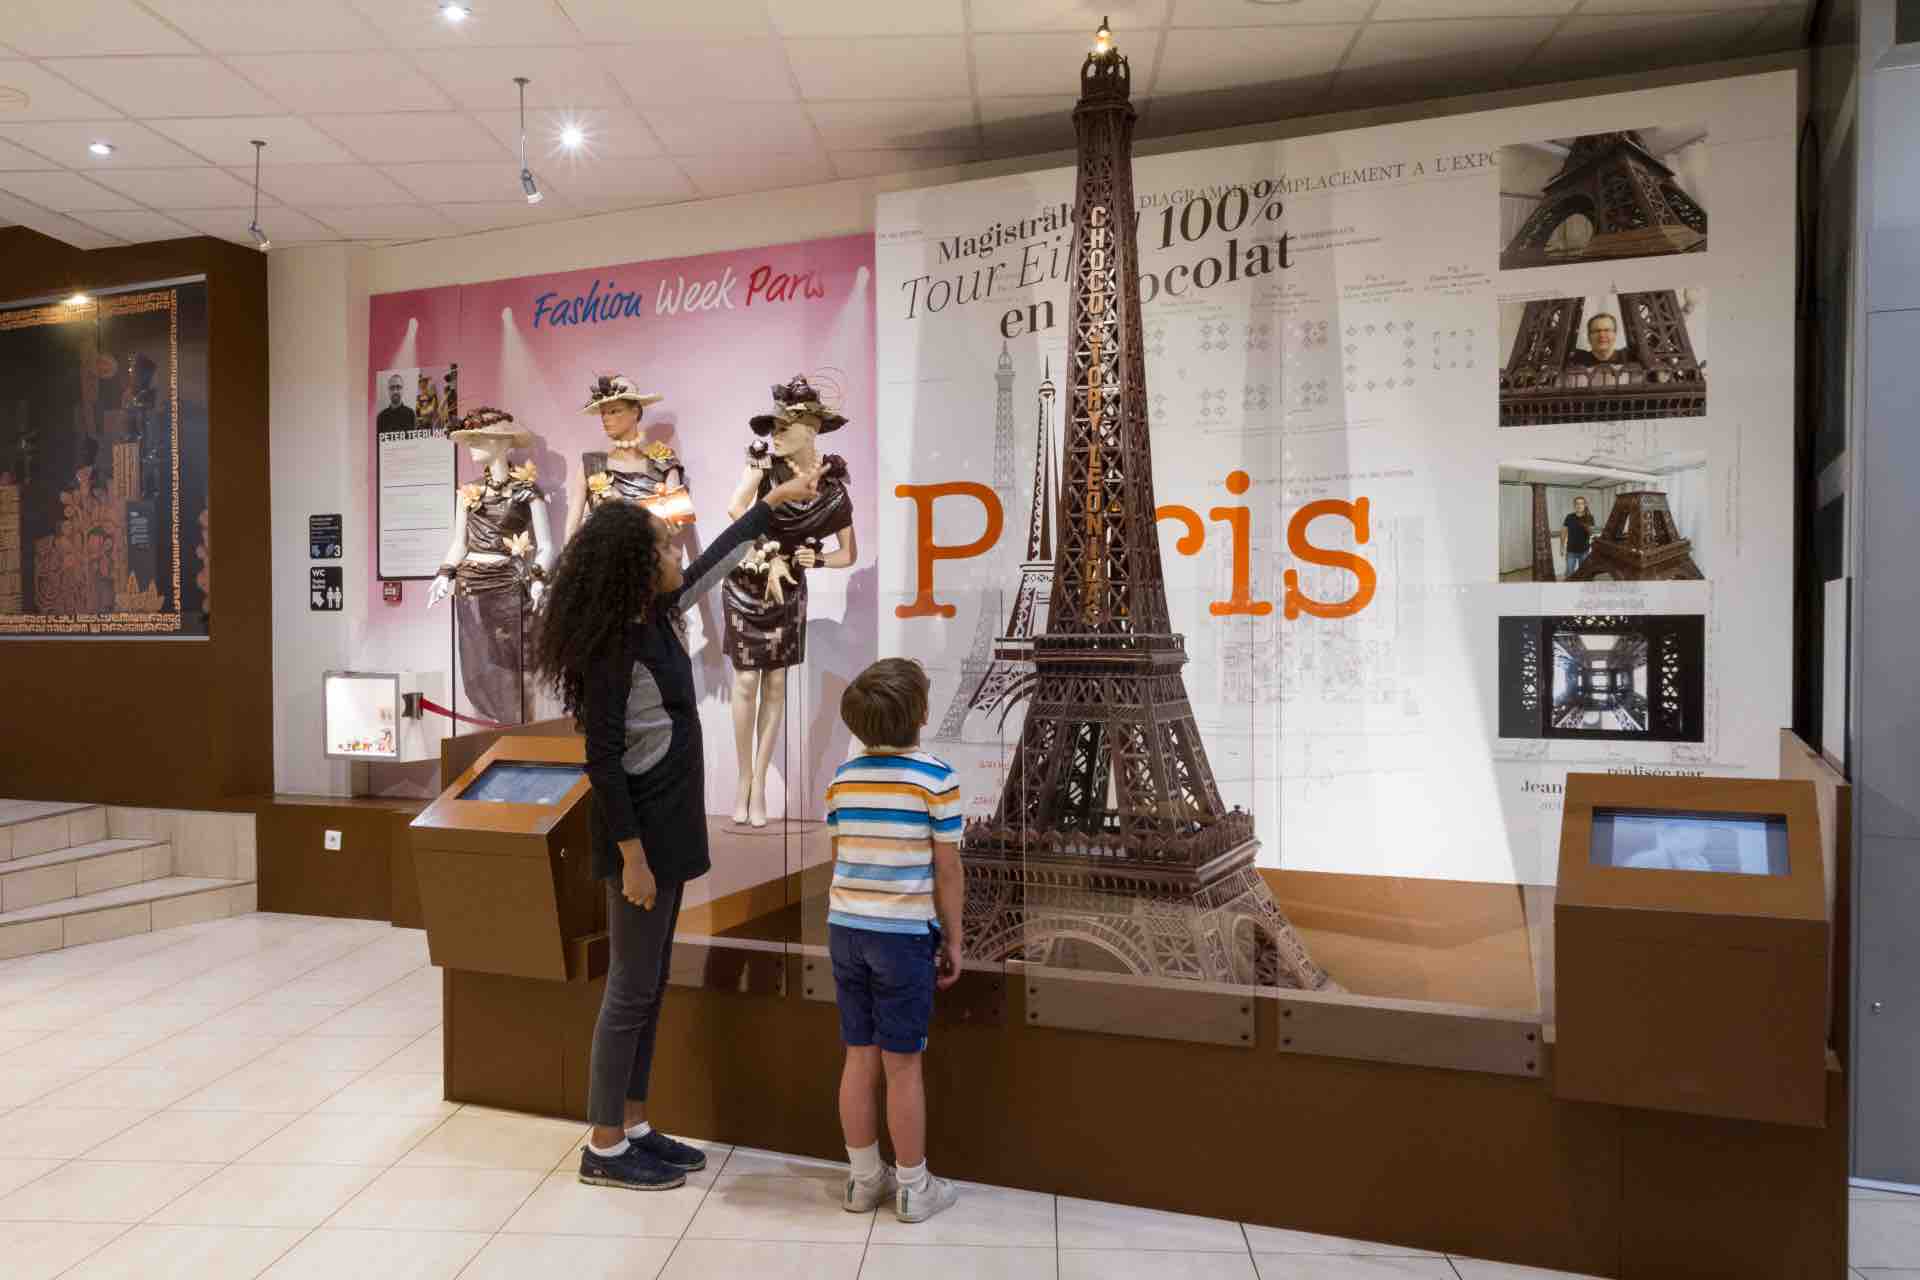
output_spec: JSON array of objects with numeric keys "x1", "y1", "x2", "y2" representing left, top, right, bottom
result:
[
  {"x1": 410, "y1": 736, "x2": 607, "y2": 982},
  {"x1": 1554, "y1": 773, "x2": 1830, "y2": 1128}
]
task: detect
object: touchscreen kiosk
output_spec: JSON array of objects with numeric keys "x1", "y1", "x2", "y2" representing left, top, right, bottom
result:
[
  {"x1": 410, "y1": 734, "x2": 606, "y2": 982},
  {"x1": 1554, "y1": 774, "x2": 1828, "y2": 1127}
]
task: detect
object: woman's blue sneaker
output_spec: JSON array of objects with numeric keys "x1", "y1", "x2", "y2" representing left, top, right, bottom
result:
[
  {"x1": 578, "y1": 1143, "x2": 686, "y2": 1191},
  {"x1": 631, "y1": 1129, "x2": 708, "y2": 1172}
]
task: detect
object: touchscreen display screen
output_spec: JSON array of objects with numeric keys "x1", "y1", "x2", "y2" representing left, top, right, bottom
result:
[
  {"x1": 459, "y1": 762, "x2": 582, "y2": 806},
  {"x1": 1590, "y1": 808, "x2": 1789, "y2": 876}
]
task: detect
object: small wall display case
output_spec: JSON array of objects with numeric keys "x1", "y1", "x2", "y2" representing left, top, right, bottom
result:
[{"x1": 322, "y1": 670, "x2": 444, "y2": 762}]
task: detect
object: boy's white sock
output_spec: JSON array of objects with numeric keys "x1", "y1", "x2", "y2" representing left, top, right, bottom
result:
[
  {"x1": 589, "y1": 1136, "x2": 631, "y2": 1158},
  {"x1": 625, "y1": 1121, "x2": 653, "y2": 1141},
  {"x1": 848, "y1": 1143, "x2": 884, "y2": 1183},
  {"x1": 897, "y1": 1159, "x2": 930, "y2": 1191}
]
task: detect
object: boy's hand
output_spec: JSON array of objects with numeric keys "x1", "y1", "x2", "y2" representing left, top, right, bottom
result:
[
  {"x1": 936, "y1": 934, "x2": 964, "y2": 990},
  {"x1": 622, "y1": 856, "x2": 657, "y2": 911}
]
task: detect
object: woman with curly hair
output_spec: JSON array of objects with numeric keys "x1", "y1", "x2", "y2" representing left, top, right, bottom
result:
[{"x1": 533, "y1": 462, "x2": 823, "y2": 1192}]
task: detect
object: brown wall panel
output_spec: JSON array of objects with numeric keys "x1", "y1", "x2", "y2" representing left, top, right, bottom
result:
[
  {"x1": 0, "y1": 228, "x2": 270, "y2": 812},
  {"x1": 258, "y1": 796, "x2": 421, "y2": 920}
]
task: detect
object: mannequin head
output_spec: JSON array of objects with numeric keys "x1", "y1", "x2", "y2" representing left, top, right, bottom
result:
[
  {"x1": 599, "y1": 400, "x2": 642, "y2": 443},
  {"x1": 770, "y1": 413, "x2": 821, "y2": 460},
  {"x1": 466, "y1": 438, "x2": 510, "y2": 470}
]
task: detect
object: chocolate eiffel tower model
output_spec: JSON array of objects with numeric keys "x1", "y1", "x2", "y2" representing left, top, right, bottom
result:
[
  {"x1": 1501, "y1": 131, "x2": 1707, "y2": 270},
  {"x1": 959, "y1": 22, "x2": 1330, "y2": 990},
  {"x1": 966, "y1": 359, "x2": 1058, "y2": 725}
]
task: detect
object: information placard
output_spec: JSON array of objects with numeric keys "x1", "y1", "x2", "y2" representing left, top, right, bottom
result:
[{"x1": 375, "y1": 365, "x2": 457, "y2": 580}]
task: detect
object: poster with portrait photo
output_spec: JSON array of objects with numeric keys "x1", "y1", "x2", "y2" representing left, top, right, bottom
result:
[
  {"x1": 1498, "y1": 128, "x2": 1708, "y2": 271},
  {"x1": 1497, "y1": 451, "x2": 1709, "y2": 584},
  {"x1": 1498, "y1": 288, "x2": 1707, "y2": 425},
  {"x1": 374, "y1": 364, "x2": 458, "y2": 580}
]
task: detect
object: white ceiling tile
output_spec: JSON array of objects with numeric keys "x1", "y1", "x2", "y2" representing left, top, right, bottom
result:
[
  {"x1": 351, "y1": 0, "x2": 585, "y2": 47},
  {"x1": 1370, "y1": 0, "x2": 1574, "y2": 17},
  {"x1": 436, "y1": 200, "x2": 584, "y2": 232},
  {"x1": 675, "y1": 149, "x2": 829, "y2": 198},
  {"x1": 807, "y1": 99, "x2": 976, "y2": 150},
  {"x1": 0, "y1": 169, "x2": 140, "y2": 210},
  {"x1": 50, "y1": 57, "x2": 287, "y2": 117},
  {"x1": 542, "y1": 164, "x2": 696, "y2": 207},
  {"x1": 0, "y1": 60, "x2": 125, "y2": 120},
  {"x1": 69, "y1": 208, "x2": 197, "y2": 243},
  {"x1": 560, "y1": 0, "x2": 772, "y2": 40},
  {"x1": 149, "y1": 116, "x2": 356, "y2": 166},
  {"x1": 1345, "y1": 16, "x2": 1560, "y2": 70},
  {"x1": 225, "y1": 53, "x2": 454, "y2": 114},
  {"x1": 236, "y1": 162, "x2": 415, "y2": 205},
  {"x1": 88, "y1": 165, "x2": 260, "y2": 206},
  {"x1": 1521, "y1": 11, "x2": 1770, "y2": 83},
  {"x1": 972, "y1": 32, "x2": 1160, "y2": 97},
  {"x1": 299, "y1": 203, "x2": 457, "y2": 238},
  {"x1": 0, "y1": 0, "x2": 198, "y2": 56},
  {"x1": 1140, "y1": 76, "x2": 1332, "y2": 139},
  {"x1": 643, "y1": 103, "x2": 820, "y2": 153},
  {"x1": 971, "y1": 0, "x2": 1168, "y2": 34},
  {"x1": 473, "y1": 107, "x2": 665, "y2": 160},
  {"x1": 141, "y1": 0, "x2": 384, "y2": 52},
  {"x1": 787, "y1": 37, "x2": 970, "y2": 101},
  {"x1": 1170, "y1": 0, "x2": 1371, "y2": 26},
  {"x1": 767, "y1": 0, "x2": 963, "y2": 36},
  {"x1": 410, "y1": 45, "x2": 622, "y2": 110},
  {"x1": 979, "y1": 94, "x2": 1078, "y2": 155},
  {"x1": 0, "y1": 120, "x2": 209, "y2": 167},
  {"x1": 0, "y1": 136, "x2": 58, "y2": 170},
  {"x1": 1329, "y1": 54, "x2": 1518, "y2": 109},
  {"x1": 1154, "y1": 24, "x2": 1354, "y2": 94},
  {"x1": 382, "y1": 161, "x2": 553, "y2": 204},
  {"x1": 594, "y1": 38, "x2": 796, "y2": 104},
  {"x1": 173, "y1": 204, "x2": 339, "y2": 243},
  {"x1": 830, "y1": 147, "x2": 977, "y2": 178},
  {"x1": 309, "y1": 112, "x2": 510, "y2": 163}
]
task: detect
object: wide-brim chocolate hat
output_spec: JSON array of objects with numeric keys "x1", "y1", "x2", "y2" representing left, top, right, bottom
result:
[
  {"x1": 749, "y1": 374, "x2": 847, "y2": 435},
  {"x1": 582, "y1": 374, "x2": 665, "y2": 414},
  {"x1": 449, "y1": 406, "x2": 533, "y2": 448}
]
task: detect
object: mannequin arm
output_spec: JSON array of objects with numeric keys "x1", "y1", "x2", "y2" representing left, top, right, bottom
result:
[
  {"x1": 727, "y1": 464, "x2": 764, "y2": 521},
  {"x1": 564, "y1": 486, "x2": 585, "y2": 541},
  {"x1": 527, "y1": 495, "x2": 555, "y2": 577},
  {"x1": 821, "y1": 524, "x2": 856, "y2": 570},
  {"x1": 427, "y1": 495, "x2": 468, "y2": 607}
]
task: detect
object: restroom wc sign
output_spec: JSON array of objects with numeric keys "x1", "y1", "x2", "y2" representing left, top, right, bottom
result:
[{"x1": 310, "y1": 566, "x2": 343, "y2": 612}]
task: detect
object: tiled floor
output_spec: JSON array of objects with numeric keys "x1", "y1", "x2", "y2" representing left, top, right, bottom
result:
[{"x1": 0, "y1": 913, "x2": 1906, "y2": 1279}]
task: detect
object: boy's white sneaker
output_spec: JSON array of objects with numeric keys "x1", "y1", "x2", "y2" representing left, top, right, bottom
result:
[
  {"x1": 894, "y1": 1174, "x2": 958, "y2": 1223},
  {"x1": 845, "y1": 1168, "x2": 896, "y2": 1213}
]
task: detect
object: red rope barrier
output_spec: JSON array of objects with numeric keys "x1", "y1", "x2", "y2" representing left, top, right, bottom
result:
[{"x1": 418, "y1": 697, "x2": 505, "y2": 730}]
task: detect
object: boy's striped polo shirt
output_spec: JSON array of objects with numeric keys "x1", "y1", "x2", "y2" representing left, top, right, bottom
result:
[{"x1": 825, "y1": 748, "x2": 962, "y2": 934}]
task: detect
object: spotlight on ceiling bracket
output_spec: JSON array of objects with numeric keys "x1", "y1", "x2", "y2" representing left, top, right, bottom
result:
[
  {"x1": 247, "y1": 139, "x2": 270, "y2": 252},
  {"x1": 514, "y1": 76, "x2": 542, "y2": 205},
  {"x1": 440, "y1": 3, "x2": 471, "y2": 24}
]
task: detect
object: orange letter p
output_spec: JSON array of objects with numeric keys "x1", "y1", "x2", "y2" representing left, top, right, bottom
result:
[{"x1": 894, "y1": 482, "x2": 1005, "y2": 618}]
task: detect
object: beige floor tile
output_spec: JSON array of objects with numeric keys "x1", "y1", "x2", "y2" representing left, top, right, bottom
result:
[
  {"x1": 313, "y1": 1071, "x2": 455, "y2": 1116},
  {"x1": 260, "y1": 1227, "x2": 489, "y2": 1280},
  {"x1": 0, "y1": 1157, "x2": 61, "y2": 1197},
  {"x1": 1062, "y1": 1252, "x2": 1257, "y2": 1279},
  {"x1": 174, "y1": 1064, "x2": 363, "y2": 1113},
  {"x1": 1057, "y1": 1195, "x2": 1248, "y2": 1252},
  {"x1": 860, "y1": 1243, "x2": 1057, "y2": 1279},
  {"x1": 1254, "y1": 1258, "x2": 1458, "y2": 1279},
  {"x1": 867, "y1": 1181, "x2": 1055, "y2": 1247},
  {"x1": 37, "y1": 1066, "x2": 221, "y2": 1110},
  {"x1": 0, "y1": 998, "x2": 119, "y2": 1033},
  {"x1": 0, "y1": 1159, "x2": 219, "y2": 1222},
  {"x1": 253, "y1": 1033, "x2": 414, "y2": 1073},
  {"x1": 1853, "y1": 1199, "x2": 1920, "y2": 1269},
  {"x1": 62, "y1": 1223, "x2": 305, "y2": 1280},
  {"x1": 114, "y1": 1033, "x2": 284, "y2": 1075},
  {"x1": 308, "y1": 1002, "x2": 441, "y2": 1038},
  {"x1": 378, "y1": 1030, "x2": 443, "y2": 1074},
  {"x1": 152, "y1": 1161, "x2": 382, "y2": 1228},
  {"x1": 503, "y1": 1168, "x2": 714, "y2": 1237},
  {"x1": 236, "y1": 1112, "x2": 449, "y2": 1167},
  {"x1": 0, "y1": 1221, "x2": 129, "y2": 1280},
  {"x1": 689, "y1": 1172, "x2": 877, "y2": 1244},
  {"x1": 329, "y1": 1164, "x2": 543, "y2": 1232},
  {"x1": 0, "y1": 1029, "x2": 52, "y2": 1053},
  {"x1": 722, "y1": 1145, "x2": 852, "y2": 1177},
  {"x1": 1245, "y1": 1224, "x2": 1440, "y2": 1256},
  {"x1": 662, "y1": 1239, "x2": 865, "y2": 1280},
  {"x1": 68, "y1": 808, "x2": 108, "y2": 847},
  {"x1": 85, "y1": 1110, "x2": 297, "y2": 1163},
  {"x1": 0, "y1": 920, "x2": 64, "y2": 962},
  {"x1": 0, "y1": 1108, "x2": 157, "y2": 1159},
  {"x1": 90, "y1": 1002, "x2": 225, "y2": 1039},
  {"x1": 463, "y1": 1231, "x2": 676, "y2": 1280},
  {"x1": 10, "y1": 816, "x2": 72, "y2": 861},
  {"x1": 0, "y1": 1033, "x2": 154, "y2": 1071},
  {"x1": 64, "y1": 904, "x2": 152, "y2": 949},
  {"x1": 0, "y1": 1066, "x2": 93, "y2": 1107},
  {"x1": 397, "y1": 1110, "x2": 586, "y2": 1170},
  {"x1": 1448, "y1": 1262, "x2": 1609, "y2": 1279}
]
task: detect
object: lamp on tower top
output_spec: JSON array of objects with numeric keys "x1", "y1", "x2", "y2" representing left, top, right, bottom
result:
[{"x1": 1082, "y1": 17, "x2": 1130, "y2": 102}]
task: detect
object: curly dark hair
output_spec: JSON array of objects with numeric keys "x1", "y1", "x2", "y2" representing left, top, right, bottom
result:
[{"x1": 531, "y1": 501, "x2": 663, "y2": 728}]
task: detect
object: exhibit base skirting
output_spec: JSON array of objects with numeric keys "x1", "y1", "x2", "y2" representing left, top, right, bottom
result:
[{"x1": 443, "y1": 960, "x2": 1847, "y2": 1279}]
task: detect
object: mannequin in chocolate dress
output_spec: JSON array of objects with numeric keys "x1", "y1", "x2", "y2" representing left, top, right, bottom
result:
[
  {"x1": 723, "y1": 377, "x2": 857, "y2": 826},
  {"x1": 428, "y1": 408, "x2": 555, "y2": 725},
  {"x1": 567, "y1": 375, "x2": 694, "y2": 536}
]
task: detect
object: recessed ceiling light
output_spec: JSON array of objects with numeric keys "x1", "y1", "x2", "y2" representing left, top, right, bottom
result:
[
  {"x1": 65, "y1": 292, "x2": 91, "y2": 307},
  {"x1": 88, "y1": 141, "x2": 114, "y2": 157},
  {"x1": 441, "y1": 2, "x2": 471, "y2": 23},
  {"x1": 560, "y1": 124, "x2": 584, "y2": 150}
]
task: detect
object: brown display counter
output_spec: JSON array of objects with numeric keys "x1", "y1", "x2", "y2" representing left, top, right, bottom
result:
[{"x1": 257, "y1": 795, "x2": 425, "y2": 922}]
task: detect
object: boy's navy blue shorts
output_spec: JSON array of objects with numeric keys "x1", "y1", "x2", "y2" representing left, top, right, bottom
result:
[{"x1": 829, "y1": 923, "x2": 936, "y2": 1054}]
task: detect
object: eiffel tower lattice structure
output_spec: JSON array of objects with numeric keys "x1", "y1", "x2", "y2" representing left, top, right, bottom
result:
[
  {"x1": 967, "y1": 360, "x2": 1060, "y2": 725},
  {"x1": 932, "y1": 345, "x2": 1021, "y2": 742},
  {"x1": 958, "y1": 22, "x2": 1332, "y2": 991}
]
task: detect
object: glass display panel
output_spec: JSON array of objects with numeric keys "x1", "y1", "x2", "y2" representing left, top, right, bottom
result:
[
  {"x1": 1590, "y1": 807, "x2": 1789, "y2": 876},
  {"x1": 459, "y1": 762, "x2": 582, "y2": 806},
  {"x1": 324, "y1": 672, "x2": 399, "y2": 760}
]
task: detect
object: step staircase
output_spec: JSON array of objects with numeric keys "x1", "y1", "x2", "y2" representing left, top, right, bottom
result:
[{"x1": 0, "y1": 800, "x2": 257, "y2": 960}]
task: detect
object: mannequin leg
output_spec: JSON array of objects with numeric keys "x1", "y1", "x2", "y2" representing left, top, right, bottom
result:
[
  {"x1": 747, "y1": 666, "x2": 788, "y2": 828},
  {"x1": 731, "y1": 668, "x2": 762, "y2": 825}
]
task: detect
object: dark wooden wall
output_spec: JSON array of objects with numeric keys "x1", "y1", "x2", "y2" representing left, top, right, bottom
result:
[{"x1": 0, "y1": 228, "x2": 271, "y2": 811}]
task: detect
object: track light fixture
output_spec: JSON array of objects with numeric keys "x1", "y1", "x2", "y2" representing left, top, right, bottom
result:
[
  {"x1": 515, "y1": 76, "x2": 542, "y2": 205},
  {"x1": 441, "y1": 3, "x2": 471, "y2": 23},
  {"x1": 247, "y1": 139, "x2": 270, "y2": 252}
]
